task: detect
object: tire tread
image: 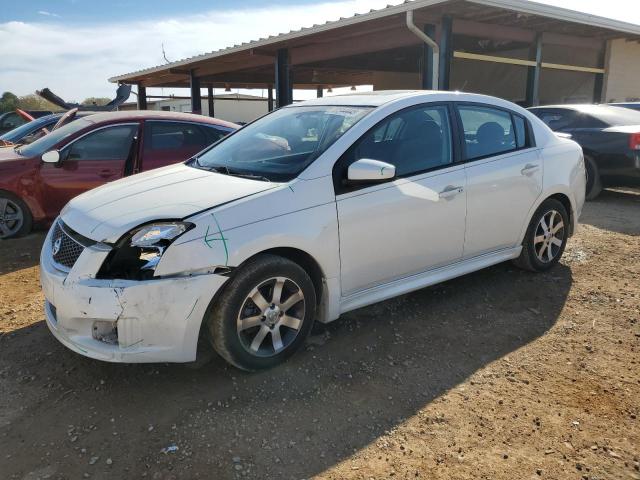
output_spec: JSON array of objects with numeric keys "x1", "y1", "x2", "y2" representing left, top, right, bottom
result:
[{"x1": 207, "y1": 254, "x2": 316, "y2": 371}]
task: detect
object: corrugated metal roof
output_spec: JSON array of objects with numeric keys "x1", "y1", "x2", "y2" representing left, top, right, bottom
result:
[{"x1": 109, "y1": 0, "x2": 640, "y2": 84}]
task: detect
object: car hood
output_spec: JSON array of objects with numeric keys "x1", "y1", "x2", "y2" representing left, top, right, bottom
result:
[{"x1": 61, "y1": 163, "x2": 277, "y2": 243}]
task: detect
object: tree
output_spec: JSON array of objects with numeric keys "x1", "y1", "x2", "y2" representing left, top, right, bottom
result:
[
  {"x1": 81, "y1": 97, "x2": 111, "y2": 107},
  {"x1": 0, "y1": 92, "x2": 19, "y2": 113},
  {"x1": 17, "y1": 94, "x2": 60, "y2": 112}
]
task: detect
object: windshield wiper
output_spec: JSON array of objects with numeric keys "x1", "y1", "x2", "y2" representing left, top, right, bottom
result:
[
  {"x1": 204, "y1": 165, "x2": 230, "y2": 175},
  {"x1": 226, "y1": 170, "x2": 272, "y2": 182},
  {"x1": 198, "y1": 164, "x2": 271, "y2": 182}
]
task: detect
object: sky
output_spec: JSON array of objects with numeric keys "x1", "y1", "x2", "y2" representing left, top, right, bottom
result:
[{"x1": 1, "y1": 0, "x2": 639, "y2": 103}]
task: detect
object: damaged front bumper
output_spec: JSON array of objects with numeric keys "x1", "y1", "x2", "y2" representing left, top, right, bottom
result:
[{"x1": 40, "y1": 227, "x2": 228, "y2": 363}]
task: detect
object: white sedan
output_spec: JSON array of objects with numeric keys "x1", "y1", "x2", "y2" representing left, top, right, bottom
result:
[{"x1": 40, "y1": 91, "x2": 585, "y2": 370}]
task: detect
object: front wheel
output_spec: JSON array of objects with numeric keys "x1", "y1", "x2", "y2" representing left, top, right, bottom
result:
[
  {"x1": 513, "y1": 198, "x2": 569, "y2": 272},
  {"x1": 207, "y1": 254, "x2": 316, "y2": 371},
  {"x1": 0, "y1": 192, "x2": 32, "y2": 239}
]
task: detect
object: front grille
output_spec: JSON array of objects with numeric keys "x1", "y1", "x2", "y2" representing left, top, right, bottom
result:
[{"x1": 51, "y1": 221, "x2": 85, "y2": 270}]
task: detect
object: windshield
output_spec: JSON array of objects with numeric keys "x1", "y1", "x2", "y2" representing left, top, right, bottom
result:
[
  {"x1": 0, "y1": 115, "x2": 58, "y2": 143},
  {"x1": 17, "y1": 118, "x2": 92, "y2": 157},
  {"x1": 191, "y1": 105, "x2": 373, "y2": 181}
]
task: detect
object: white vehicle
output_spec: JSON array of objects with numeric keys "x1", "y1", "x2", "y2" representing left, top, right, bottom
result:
[{"x1": 40, "y1": 91, "x2": 585, "y2": 370}]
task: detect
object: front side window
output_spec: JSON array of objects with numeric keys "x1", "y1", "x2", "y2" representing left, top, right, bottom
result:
[
  {"x1": 345, "y1": 104, "x2": 453, "y2": 178},
  {"x1": 17, "y1": 118, "x2": 92, "y2": 157},
  {"x1": 66, "y1": 125, "x2": 138, "y2": 161},
  {"x1": 458, "y1": 105, "x2": 525, "y2": 160},
  {"x1": 192, "y1": 105, "x2": 373, "y2": 182},
  {"x1": 1, "y1": 113, "x2": 24, "y2": 130}
]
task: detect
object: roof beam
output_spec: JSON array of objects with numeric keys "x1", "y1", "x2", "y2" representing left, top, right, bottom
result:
[
  {"x1": 291, "y1": 27, "x2": 419, "y2": 65},
  {"x1": 453, "y1": 18, "x2": 535, "y2": 42}
]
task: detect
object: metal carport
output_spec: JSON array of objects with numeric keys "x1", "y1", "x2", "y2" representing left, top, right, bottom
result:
[{"x1": 109, "y1": 0, "x2": 640, "y2": 113}]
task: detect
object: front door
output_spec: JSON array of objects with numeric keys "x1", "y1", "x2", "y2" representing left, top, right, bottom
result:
[
  {"x1": 40, "y1": 123, "x2": 139, "y2": 218},
  {"x1": 456, "y1": 104, "x2": 543, "y2": 258},
  {"x1": 334, "y1": 104, "x2": 467, "y2": 296}
]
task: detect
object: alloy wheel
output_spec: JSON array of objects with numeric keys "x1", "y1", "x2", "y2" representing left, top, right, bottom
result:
[
  {"x1": 236, "y1": 276, "x2": 305, "y2": 357},
  {"x1": 533, "y1": 209, "x2": 565, "y2": 263},
  {"x1": 0, "y1": 198, "x2": 24, "y2": 239}
]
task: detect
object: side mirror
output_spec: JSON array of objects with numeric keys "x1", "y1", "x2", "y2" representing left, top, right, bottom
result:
[
  {"x1": 41, "y1": 150, "x2": 60, "y2": 164},
  {"x1": 347, "y1": 158, "x2": 396, "y2": 184}
]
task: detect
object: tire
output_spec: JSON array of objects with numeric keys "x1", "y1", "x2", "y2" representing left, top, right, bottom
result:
[
  {"x1": 584, "y1": 155, "x2": 602, "y2": 201},
  {"x1": 207, "y1": 254, "x2": 316, "y2": 371},
  {"x1": 0, "y1": 191, "x2": 32, "y2": 239},
  {"x1": 513, "y1": 198, "x2": 569, "y2": 272}
]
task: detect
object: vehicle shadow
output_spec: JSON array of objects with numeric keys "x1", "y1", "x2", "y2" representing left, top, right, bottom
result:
[
  {"x1": 0, "y1": 261, "x2": 572, "y2": 479},
  {"x1": 580, "y1": 187, "x2": 640, "y2": 236},
  {"x1": 0, "y1": 232, "x2": 45, "y2": 275}
]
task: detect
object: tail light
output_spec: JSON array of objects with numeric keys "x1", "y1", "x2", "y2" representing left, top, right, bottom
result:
[{"x1": 629, "y1": 132, "x2": 640, "y2": 150}]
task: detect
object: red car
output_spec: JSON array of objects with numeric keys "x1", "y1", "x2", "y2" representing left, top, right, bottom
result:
[{"x1": 0, "y1": 111, "x2": 237, "y2": 239}]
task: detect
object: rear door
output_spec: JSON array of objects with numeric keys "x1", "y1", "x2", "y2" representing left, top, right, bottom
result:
[
  {"x1": 457, "y1": 103, "x2": 542, "y2": 258},
  {"x1": 39, "y1": 123, "x2": 139, "y2": 217},
  {"x1": 141, "y1": 120, "x2": 231, "y2": 171}
]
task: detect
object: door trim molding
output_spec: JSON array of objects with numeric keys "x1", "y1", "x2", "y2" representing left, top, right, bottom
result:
[{"x1": 339, "y1": 246, "x2": 522, "y2": 314}]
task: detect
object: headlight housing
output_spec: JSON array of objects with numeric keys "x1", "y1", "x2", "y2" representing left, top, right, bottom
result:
[{"x1": 97, "y1": 221, "x2": 194, "y2": 280}]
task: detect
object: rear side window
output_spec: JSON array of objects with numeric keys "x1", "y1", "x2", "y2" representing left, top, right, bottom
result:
[
  {"x1": 533, "y1": 110, "x2": 576, "y2": 131},
  {"x1": 513, "y1": 115, "x2": 527, "y2": 148},
  {"x1": 458, "y1": 105, "x2": 529, "y2": 160},
  {"x1": 203, "y1": 125, "x2": 230, "y2": 144},
  {"x1": 144, "y1": 121, "x2": 209, "y2": 151}
]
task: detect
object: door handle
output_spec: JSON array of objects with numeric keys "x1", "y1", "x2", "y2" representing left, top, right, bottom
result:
[
  {"x1": 521, "y1": 163, "x2": 539, "y2": 175},
  {"x1": 439, "y1": 185, "x2": 464, "y2": 199}
]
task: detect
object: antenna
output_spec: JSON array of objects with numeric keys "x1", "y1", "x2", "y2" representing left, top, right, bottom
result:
[{"x1": 162, "y1": 43, "x2": 171, "y2": 64}]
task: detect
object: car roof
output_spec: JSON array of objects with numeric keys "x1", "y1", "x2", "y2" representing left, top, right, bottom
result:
[
  {"x1": 293, "y1": 90, "x2": 538, "y2": 110},
  {"x1": 529, "y1": 104, "x2": 632, "y2": 113},
  {"x1": 296, "y1": 90, "x2": 431, "y2": 107},
  {"x1": 79, "y1": 110, "x2": 238, "y2": 128},
  {"x1": 23, "y1": 111, "x2": 108, "y2": 122}
]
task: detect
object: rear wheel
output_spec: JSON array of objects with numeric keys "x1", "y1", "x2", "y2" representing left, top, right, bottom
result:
[
  {"x1": 207, "y1": 254, "x2": 316, "y2": 371},
  {"x1": 584, "y1": 155, "x2": 602, "y2": 200},
  {"x1": 513, "y1": 198, "x2": 569, "y2": 272},
  {"x1": 0, "y1": 192, "x2": 32, "y2": 239}
]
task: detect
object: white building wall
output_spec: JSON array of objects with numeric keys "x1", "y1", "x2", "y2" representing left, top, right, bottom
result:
[
  {"x1": 147, "y1": 95, "x2": 268, "y2": 124},
  {"x1": 604, "y1": 39, "x2": 640, "y2": 103}
]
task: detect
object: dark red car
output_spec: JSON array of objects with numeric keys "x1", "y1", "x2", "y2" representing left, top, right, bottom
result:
[{"x1": 0, "y1": 111, "x2": 237, "y2": 239}]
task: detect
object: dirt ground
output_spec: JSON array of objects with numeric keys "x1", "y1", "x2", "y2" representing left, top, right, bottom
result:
[{"x1": 0, "y1": 189, "x2": 638, "y2": 480}]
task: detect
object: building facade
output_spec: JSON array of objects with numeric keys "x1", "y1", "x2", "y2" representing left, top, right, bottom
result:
[{"x1": 119, "y1": 93, "x2": 268, "y2": 124}]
